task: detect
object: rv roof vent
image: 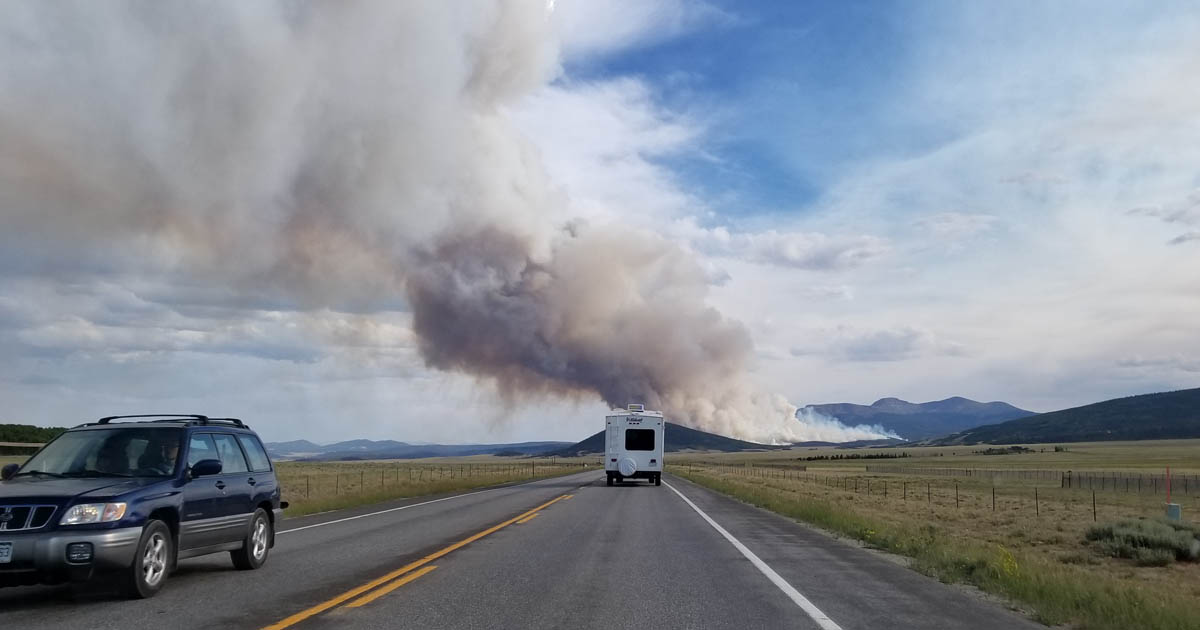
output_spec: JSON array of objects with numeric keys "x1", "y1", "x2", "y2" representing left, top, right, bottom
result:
[{"x1": 627, "y1": 403, "x2": 645, "y2": 412}]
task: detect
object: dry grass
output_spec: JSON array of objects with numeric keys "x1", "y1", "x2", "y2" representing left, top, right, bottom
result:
[
  {"x1": 673, "y1": 438, "x2": 1200, "y2": 473},
  {"x1": 670, "y1": 458, "x2": 1200, "y2": 630},
  {"x1": 275, "y1": 459, "x2": 593, "y2": 517}
]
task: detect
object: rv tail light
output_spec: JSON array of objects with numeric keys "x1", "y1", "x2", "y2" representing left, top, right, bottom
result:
[
  {"x1": 650, "y1": 459, "x2": 657, "y2": 464},
  {"x1": 610, "y1": 458, "x2": 617, "y2": 462}
]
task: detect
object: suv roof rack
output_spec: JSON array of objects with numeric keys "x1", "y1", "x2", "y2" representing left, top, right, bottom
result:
[{"x1": 95, "y1": 414, "x2": 247, "y2": 428}]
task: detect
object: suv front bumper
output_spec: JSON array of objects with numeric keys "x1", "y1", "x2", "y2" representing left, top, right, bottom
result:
[{"x1": 0, "y1": 526, "x2": 144, "y2": 587}]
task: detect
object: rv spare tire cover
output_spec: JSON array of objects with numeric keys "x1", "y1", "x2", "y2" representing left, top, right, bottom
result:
[{"x1": 618, "y1": 457, "x2": 638, "y2": 477}]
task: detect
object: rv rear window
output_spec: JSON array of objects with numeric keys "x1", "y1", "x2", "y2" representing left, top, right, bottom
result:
[{"x1": 625, "y1": 428, "x2": 655, "y2": 451}]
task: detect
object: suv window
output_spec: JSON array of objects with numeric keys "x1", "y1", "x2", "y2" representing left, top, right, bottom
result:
[
  {"x1": 237, "y1": 435, "x2": 272, "y2": 473},
  {"x1": 211, "y1": 433, "x2": 249, "y2": 474},
  {"x1": 187, "y1": 434, "x2": 219, "y2": 468},
  {"x1": 20, "y1": 427, "x2": 182, "y2": 478}
]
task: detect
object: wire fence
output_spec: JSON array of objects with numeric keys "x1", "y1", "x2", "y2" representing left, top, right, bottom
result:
[
  {"x1": 277, "y1": 461, "x2": 591, "y2": 500},
  {"x1": 673, "y1": 463, "x2": 1197, "y2": 523},
  {"x1": 863, "y1": 465, "x2": 1198, "y2": 495}
]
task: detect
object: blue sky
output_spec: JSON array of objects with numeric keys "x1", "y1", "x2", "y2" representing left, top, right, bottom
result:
[
  {"x1": 564, "y1": 1, "x2": 922, "y2": 214},
  {"x1": 1, "y1": 1, "x2": 1198, "y2": 444}
]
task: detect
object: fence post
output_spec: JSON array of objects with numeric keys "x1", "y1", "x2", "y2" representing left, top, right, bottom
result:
[
  {"x1": 360, "y1": 470, "x2": 364, "y2": 492},
  {"x1": 306, "y1": 475, "x2": 310, "y2": 498},
  {"x1": 1035, "y1": 488, "x2": 1039, "y2": 517},
  {"x1": 955, "y1": 482, "x2": 959, "y2": 509},
  {"x1": 992, "y1": 487, "x2": 995, "y2": 512},
  {"x1": 903, "y1": 482, "x2": 907, "y2": 501},
  {"x1": 1092, "y1": 491, "x2": 1097, "y2": 521},
  {"x1": 336, "y1": 474, "x2": 340, "y2": 494},
  {"x1": 927, "y1": 483, "x2": 931, "y2": 505}
]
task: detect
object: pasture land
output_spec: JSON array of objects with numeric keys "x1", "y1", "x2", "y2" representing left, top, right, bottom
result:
[
  {"x1": 673, "y1": 438, "x2": 1200, "y2": 472},
  {"x1": 667, "y1": 440, "x2": 1200, "y2": 630},
  {"x1": 275, "y1": 458, "x2": 594, "y2": 516}
]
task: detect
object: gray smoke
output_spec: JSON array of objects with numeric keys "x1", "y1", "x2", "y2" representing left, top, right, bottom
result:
[{"x1": 0, "y1": 1, "x2": 890, "y2": 443}]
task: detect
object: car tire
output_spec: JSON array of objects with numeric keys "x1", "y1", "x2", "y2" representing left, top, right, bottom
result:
[
  {"x1": 231, "y1": 509, "x2": 272, "y2": 570},
  {"x1": 606, "y1": 474, "x2": 613, "y2": 487},
  {"x1": 125, "y1": 520, "x2": 172, "y2": 599},
  {"x1": 655, "y1": 474, "x2": 661, "y2": 486}
]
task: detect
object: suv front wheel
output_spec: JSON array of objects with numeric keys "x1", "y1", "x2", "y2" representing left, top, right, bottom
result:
[
  {"x1": 125, "y1": 520, "x2": 172, "y2": 598},
  {"x1": 231, "y1": 508, "x2": 272, "y2": 570}
]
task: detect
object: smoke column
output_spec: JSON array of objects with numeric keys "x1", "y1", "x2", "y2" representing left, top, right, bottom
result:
[{"x1": 0, "y1": 2, "x2": 891, "y2": 443}]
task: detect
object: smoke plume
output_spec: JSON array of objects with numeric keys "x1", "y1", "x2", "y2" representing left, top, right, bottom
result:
[{"x1": 0, "y1": 1, "x2": 891, "y2": 443}]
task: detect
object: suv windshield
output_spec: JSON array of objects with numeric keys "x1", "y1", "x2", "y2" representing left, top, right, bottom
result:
[{"x1": 19, "y1": 427, "x2": 185, "y2": 478}]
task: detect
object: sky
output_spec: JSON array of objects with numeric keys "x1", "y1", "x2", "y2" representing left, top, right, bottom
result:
[{"x1": 1, "y1": 1, "x2": 1198, "y2": 445}]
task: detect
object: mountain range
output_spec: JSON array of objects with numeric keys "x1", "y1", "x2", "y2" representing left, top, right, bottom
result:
[
  {"x1": 930, "y1": 387, "x2": 1200, "y2": 445},
  {"x1": 552, "y1": 422, "x2": 786, "y2": 456},
  {"x1": 264, "y1": 438, "x2": 571, "y2": 461},
  {"x1": 266, "y1": 387, "x2": 1200, "y2": 460},
  {"x1": 800, "y1": 396, "x2": 1034, "y2": 440}
]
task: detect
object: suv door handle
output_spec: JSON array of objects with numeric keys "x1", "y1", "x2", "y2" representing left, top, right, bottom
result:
[
  {"x1": 247, "y1": 478, "x2": 257, "y2": 486},
  {"x1": 215, "y1": 481, "x2": 226, "y2": 490}
]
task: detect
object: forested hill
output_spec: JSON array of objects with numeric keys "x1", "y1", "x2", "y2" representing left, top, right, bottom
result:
[
  {"x1": 931, "y1": 388, "x2": 1200, "y2": 445},
  {"x1": 0, "y1": 424, "x2": 65, "y2": 443}
]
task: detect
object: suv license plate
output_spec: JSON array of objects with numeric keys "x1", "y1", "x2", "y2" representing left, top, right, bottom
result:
[{"x1": 0, "y1": 542, "x2": 11, "y2": 564}]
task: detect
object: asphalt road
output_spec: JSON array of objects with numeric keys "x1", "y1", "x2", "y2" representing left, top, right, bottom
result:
[{"x1": 0, "y1": 471, "x2": 1043, "y2": 629}]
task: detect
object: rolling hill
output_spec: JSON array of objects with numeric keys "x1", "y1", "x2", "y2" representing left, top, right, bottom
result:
[
  {"x1": 800, "y1": 396, "x2": 1034, "y2": 440},
  {"x1": 931, "y1": 387, "x2": 1200, "y2": 445},
  {"x1": 553, "y1": 422, "x2": 784, "y2": 456}
]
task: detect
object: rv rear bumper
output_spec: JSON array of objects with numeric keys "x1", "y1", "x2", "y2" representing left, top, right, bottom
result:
[{"x1": 606, "y1": 471, "x2": 660, "y2": 479}]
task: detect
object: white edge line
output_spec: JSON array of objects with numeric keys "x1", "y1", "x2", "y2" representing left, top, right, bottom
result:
[
  {"x1": 664, "y1": 480, "x2": 844, "y2": 630},
  {"x1": 277, "y1": 489, "x2": 492, "y2": 534}
]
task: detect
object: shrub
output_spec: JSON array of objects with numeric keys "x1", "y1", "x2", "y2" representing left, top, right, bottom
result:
[
  {"x1": 1133, "y1": 548, "x2": 1175, "y2": 567},
  {"x1": 1086, "y1": 518, "x2": 1200, "y2": 562}
]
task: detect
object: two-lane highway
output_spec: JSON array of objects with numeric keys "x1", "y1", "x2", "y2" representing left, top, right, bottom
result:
[{"x1": 0, "y1": 471, "x2": 1043, "y2": 629}]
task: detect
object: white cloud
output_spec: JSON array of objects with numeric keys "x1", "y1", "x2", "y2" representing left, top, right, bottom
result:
[
  {"x1": 679, "y1": 221, "x2": 887, "y2": 270},
  {"x1": 913, "y1": 212, "x2": 999, "y2": 240},
  {"x1": 512, "y1": 78, "x2": 703, "y2": 224},
  {"x1": 789, "y1": 326, "x2": 967, "y2": 364},
  {"x1": 1116, "y1": 356, "x2": 1200, "y2": 373},
  {"x1": 550, "y1": 0, "x2": 736, "y2": 61}
]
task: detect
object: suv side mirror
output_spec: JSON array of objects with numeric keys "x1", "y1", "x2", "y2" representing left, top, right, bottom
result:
[
  {"x1": 190, "y1": 459, "x2": 223, "y2": 478},
  {"x1": 1, "y1": 463, "x2": 18, "y2": 481}
]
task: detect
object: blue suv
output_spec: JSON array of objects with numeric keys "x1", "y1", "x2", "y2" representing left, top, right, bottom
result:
[{"x1": 0, "y1": 415, "x2": 285, "y2": 598}]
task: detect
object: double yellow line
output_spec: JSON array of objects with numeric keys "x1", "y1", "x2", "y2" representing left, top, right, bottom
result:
[{"x1": 263, "y1": 494, "x2": 571, "y2": 629}]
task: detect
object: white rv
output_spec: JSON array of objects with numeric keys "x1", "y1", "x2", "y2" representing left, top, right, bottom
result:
[{"x1": 605, "y1": 404, "x2": 664, "y2": 486}]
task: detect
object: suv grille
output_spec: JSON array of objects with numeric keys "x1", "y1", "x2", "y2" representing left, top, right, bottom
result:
[{"x1": 0, "y1": 505, "x2": 57, "y2": 531}]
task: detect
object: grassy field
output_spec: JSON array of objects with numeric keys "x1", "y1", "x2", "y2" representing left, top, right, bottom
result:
[
  {"x1": 275, "y1": 458, "x2": 594, "y2": 516},
  {"x1": 673, "y1": 439, "x2": 1200, "y2": 472},
  {"x1": 668, "y1": 440, "x2": 1200, "y2": 630}
]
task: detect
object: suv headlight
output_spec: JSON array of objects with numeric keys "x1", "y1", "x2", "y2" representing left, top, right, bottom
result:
[{"x1": 59, "y1": 503, "x2": 127, "y2": 526}]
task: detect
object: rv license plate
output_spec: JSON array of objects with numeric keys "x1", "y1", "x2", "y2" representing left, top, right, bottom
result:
[{"x1": 0, "y1": 543, "x2": 12, "y2": 564}]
